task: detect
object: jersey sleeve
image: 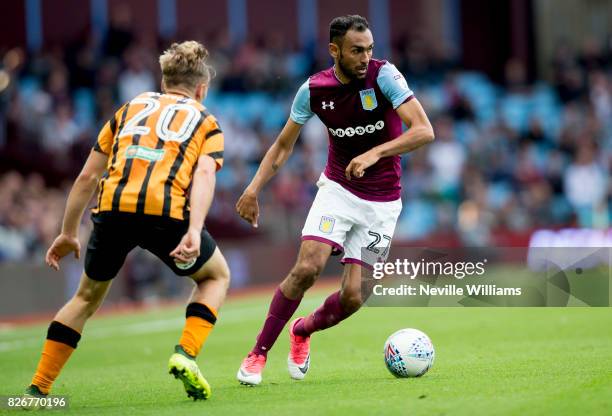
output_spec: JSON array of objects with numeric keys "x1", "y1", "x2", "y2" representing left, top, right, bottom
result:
[
  {"x1": 376, "y1": 62, "x2": 414, "y2": 109},
  {"x1": 94, "y1": 105, "x2": 125, "y2": 154},
  {"x1": 289, "y1": 80, "x2": 314, "y2": 124},
  {"x1": 93, "y1": 119, "x2": 115, "y2": 154},
  {"x1": 200, "y1": 116, "x2": 224, "y2": 171}
]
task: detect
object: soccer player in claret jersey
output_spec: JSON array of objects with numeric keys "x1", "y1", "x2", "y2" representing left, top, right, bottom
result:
[
  {"x1": 23, "y1": 41, "x2": 230, "y2": 405},
  {"x1": 236, "y1": 15, "x2": 435, "y2": 385},
  {"x1": 236, "y1": 15, "x2": 434, "y2": 385}
]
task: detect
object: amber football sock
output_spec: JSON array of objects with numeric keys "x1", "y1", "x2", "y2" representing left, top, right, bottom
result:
[
  {"x1": 178, "y1": 302, "x2": 217, "y2": 357},
  {"x1": 31, "y1": 321, "x2": 81, "y2": 394}
]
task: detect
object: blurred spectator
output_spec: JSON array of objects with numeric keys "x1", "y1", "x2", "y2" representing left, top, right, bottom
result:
[
  {"x1": 41, "y1": 103, "x2": 80, "y2": 152},
  {"x1": 118, "y1": 47, "x2": 156, "y2": 104},
  {"x1": 0, "y1": 171, "x2": 66, "y2": 261},
  {"x1": 564, "y1": 142, "x2": 608, "y2": 226},
  {"x1": 104, "y1": 4, "x2": 135, "y2": 58},
  {"x1": 427, "y1": 116, "x2": 466, "y2": 199},
  {"x1": 588, "y1": 70, "x2": 612, "y2": 127}
]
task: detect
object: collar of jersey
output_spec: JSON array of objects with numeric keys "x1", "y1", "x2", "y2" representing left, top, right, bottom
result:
[
  {"x1": 332, "y1": 65, "x2": 348, "y2": 85},
  {"x1": 332, "y1": 65, "x2": 365, "y2": 88}
]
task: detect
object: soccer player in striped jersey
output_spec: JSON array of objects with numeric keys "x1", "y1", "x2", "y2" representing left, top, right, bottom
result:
[
  {"x1": 236, "y1": 15, "x2": 434, "y2": 385},
  {"x1": 24, "y1": 41, "x2": 228, "y2": 404}
]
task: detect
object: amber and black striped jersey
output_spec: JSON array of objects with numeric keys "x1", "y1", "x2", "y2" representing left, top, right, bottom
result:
[{"x1": 92, "y1": 91, "x2": 224, "y2": 221}]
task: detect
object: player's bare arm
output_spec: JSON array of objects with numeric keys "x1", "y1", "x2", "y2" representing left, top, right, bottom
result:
[
  {"x1": 46, "y1": 149, "x2": 108, "y2": 270},
  {"x1": 236, "y1": 118, "x2": 302, "y2": 227},
  {"x1": 171, "y1": 155, "x2": 217, "y2": 263},
  {"x1": 345, "y1": 98, "x2": 434, "y2": 180}
]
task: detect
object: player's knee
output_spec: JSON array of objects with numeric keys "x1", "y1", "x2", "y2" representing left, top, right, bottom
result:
[
  {"x1": 289, "y1": 260, "x2": 322, "y2": 289},
  {"x1": 75, "y1": 285, "x2": 102, "y2": 305},
  {"x1": 73, "y1": 290, "x2": 103, "y2": 317},
  {"x1": 340, "y1": 288, "x2": 363, "y2": 313},
  {"x1": 191, "y1": 251, "x2": 231, "y2": 288},
  {"x1": 215, "y1": 260, "x2": 231, "y2": 288}
]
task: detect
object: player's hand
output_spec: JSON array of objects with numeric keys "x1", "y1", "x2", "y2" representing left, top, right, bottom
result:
[
  {"x1": 236, "y1": 189, "x2": 259, "y2": 228},
  {"x1": 45, "y1": 234, "x2": 81, "y2": 271},
  {"x1": 170, "y1": 228, "x2": 201, "y2": 263},
  {"x1": 345, "y1": 150, "x2": 380, "y2": 180}
]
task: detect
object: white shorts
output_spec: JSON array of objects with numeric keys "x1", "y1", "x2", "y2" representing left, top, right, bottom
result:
[{"x1": 301, "y1": 174, "x2": 402, "y2": 267}]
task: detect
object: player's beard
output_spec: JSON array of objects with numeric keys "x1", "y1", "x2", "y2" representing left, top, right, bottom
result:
[{"x1": 338, "y1": 51, "x2": 367, "y2": 81}]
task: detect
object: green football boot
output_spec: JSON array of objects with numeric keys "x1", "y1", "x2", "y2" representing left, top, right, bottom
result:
[
  {"x1": 168, "y1": 345, "x2": 211, "y2": 401},
  {"x1": 21, "y1": 385, "x2": 51, "y2": 410}
]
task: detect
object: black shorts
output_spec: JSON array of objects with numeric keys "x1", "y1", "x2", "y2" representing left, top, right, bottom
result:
[{"x1": 84, "y1": 212, "x2": 217, "y2": 281}]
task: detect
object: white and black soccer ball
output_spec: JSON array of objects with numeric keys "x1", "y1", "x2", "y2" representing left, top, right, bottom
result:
[{"x1": 384, "y1": 328, "x2": 435, "y2": 378}]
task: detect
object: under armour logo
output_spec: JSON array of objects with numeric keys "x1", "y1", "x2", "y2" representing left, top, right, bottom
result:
[{"x1": 322, "y1": 101, "x2": 335, "y2": 110}]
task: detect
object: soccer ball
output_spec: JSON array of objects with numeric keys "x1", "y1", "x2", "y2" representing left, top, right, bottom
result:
[{"x1": 384, "y1": 328, "x2": 435, "y2": 378}]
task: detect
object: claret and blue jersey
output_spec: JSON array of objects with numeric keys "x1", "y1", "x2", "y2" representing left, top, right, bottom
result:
[{"x1": 290, "y1": 59, "x2": 414, "y2": 202}]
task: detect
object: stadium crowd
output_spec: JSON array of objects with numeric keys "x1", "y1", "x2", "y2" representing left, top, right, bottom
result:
[{"x1": 1, "y1": 19, "x2": 611, "y2": 263}]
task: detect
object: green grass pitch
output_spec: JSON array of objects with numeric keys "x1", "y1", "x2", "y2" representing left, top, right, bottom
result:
[{"x1": 1, "y1": 287, "x2": 611, "y2": 415}]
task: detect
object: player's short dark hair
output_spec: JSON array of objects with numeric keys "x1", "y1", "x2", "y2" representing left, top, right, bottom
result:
[{"x1": 329, "y1": 15, "x2": 370, "y2": 45}]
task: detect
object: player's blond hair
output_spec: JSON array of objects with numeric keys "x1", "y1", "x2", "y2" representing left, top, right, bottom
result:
[{"x1": 159, "y1": 41, "x2": 213, "y2": 90}]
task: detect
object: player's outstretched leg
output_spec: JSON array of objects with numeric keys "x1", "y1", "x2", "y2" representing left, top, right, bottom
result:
[
  {"x1": 237, "y1": 240, "x2": 331, "y2": 386},
  {"x1": 169, "y1": 248, "x2": 230, "y2": 400},
  {"x1": 23, "y1": 272, "x2": 111, "y2": 407},
  {"x1": 288, "y1": 263, "x2": 363, "y2": 380}
]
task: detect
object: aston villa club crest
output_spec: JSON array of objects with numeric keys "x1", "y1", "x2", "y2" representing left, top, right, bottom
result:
[
  {"x1": 359, "y1": 88, "x2": 378, "y2": 111},
  {"x1": 319, "y1": 216, "x2": 335, "y2": 234}
]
